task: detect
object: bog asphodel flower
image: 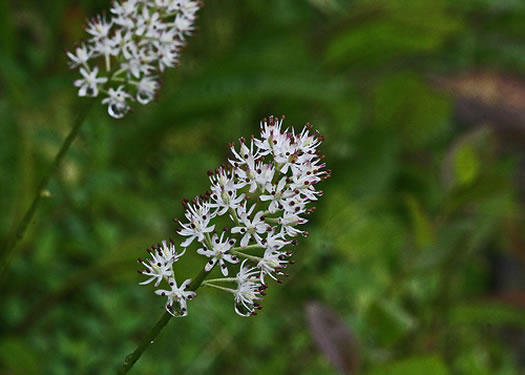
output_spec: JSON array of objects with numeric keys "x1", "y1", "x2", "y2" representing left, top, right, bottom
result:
[
  {"x1": 138, "y1": 116, "x2": 331, "y2": 317},
  {"x1": 67, "y1": 0, "x2": 202, "y2": 119}
]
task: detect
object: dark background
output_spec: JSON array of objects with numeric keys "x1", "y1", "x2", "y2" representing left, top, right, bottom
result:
[{"x1": 1, "y1": 0, "x2": 525, "y2": 374}]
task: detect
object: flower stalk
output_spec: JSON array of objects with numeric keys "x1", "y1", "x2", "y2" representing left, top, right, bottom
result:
[
  {"x1": 129, "y1": 115, "x2": 330, "y2": 371},
  {"x1": 0, "y1": 100, "x2": 94, "y2": 281},
  {"x1": 117, "y1": 267, "x2": 210, "y2": 375}
]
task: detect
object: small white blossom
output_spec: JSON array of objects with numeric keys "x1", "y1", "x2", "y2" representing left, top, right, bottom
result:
[
  {"x1": 155, "y1": 277, "x2": 196, "y2": 317},
  {"x1": 85, "y1": 14, "x2": 112, "y2": 41},
  {"x1": 138, "y1": 239, "x2": 185, "y2": 287},
  {"x1": 196, "y1": 232, "x2": 239, "y2": 276},
  {"x1": 233, "y1": 260, "x2": 263, "y2": 317},
  {"x1": 101, "y1": 86, "x2": 132, "y2": 119},
  {"x1": 68, "y1": 0, "x2": 202, "y2": 118},
  {"x1": 74, "y1": 67, "x2": 108, "y2": 97},
  {"x1": 231, "y1": 203, "x2": 269, "y2": 247},
  {"x1": 66, "y1": 44, "x2": 92, "y2": 68},
  {"x1": 207, "y1": 168, "x2": 245, "y2": 216},
  {"x1": 135, "y1": 75, "x2": 160, "y2": 104},
  {"x1": 257, "y1": 248, "x2": 290, "y2": 284},
  {"x1": 177, "y1": 198, "x2": 215, "y2": 247}
]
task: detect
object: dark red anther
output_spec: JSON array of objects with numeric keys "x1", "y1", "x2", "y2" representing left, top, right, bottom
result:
[
  {"x1": 137, "y1": 269, "x2": 143, "y2": 274},
  {"x1": 289, "y1": 260, "x2": 295, "y2": 264},
  {"x1": 277, "y1": 279, "x2": 283, "y2": 284}
]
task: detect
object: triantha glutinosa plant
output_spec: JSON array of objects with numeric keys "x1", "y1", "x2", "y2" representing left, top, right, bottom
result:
[
  {"x1": 137, "y1": 116, "x2": 330, "y2": 317},
  {"x1": 1, "y1": 0, "x2": 202, "y2": 280},
  {"x1": 68, "y1": 0, "x2": 202, "y2": 118},
  {"x1": 118, "y1": 116, "x2": 330, "y2": 374}
]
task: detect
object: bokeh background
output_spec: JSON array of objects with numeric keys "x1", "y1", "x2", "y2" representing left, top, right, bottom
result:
[{"x1": 2, "y1": 0, "x2": 525, "y2": 374}]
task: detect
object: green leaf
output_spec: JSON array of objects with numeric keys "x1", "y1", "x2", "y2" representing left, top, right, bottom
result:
[
  {"x1": 367, "y1": 356, "x2": 449, "y2": 375},
  {"x1": 405, "y1": 195, "x2": 434, "y2": 248},
  {"x1": 0, "y1": 338, "x2": 40, "y2": 375},
  {"x1": 366, "y1": 300, "x2": 416, "y2": 346},
  {"x1": 453, "y1": 144, "x2": 480, "y2": 187},
  {"x1": 325, "y1": 0, "x2": 462, "y2": 66},
  {"x1": 451, "y1": 302, "x2": 525, "y2": 329},
  {"x1": 373, "y1": 73, "x2": 452, "y2": 147}
]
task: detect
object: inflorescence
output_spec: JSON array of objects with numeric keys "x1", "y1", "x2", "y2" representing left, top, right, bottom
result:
[
  {"x1": 67, "y1": 0, "x2": 201, "y2": 119},
  {"x1": 138, "y1": 116, "x2": 331, "y2": 317}
]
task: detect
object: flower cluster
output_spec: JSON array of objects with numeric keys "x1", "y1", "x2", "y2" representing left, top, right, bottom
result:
[
  {"x1": 138, "y1": 116, "x2": 330, "y2": 317},
  {"x1": 67, "y1": 0, "x2": 201, "y2": 119}
]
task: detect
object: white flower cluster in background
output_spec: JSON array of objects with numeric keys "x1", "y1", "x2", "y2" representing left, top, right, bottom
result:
[
  {"x1": 138, "y1": 116, "x2": 331, "y2": 317},
  {"x1": 67, "y1": 0, "x2": 201, "y2": 119}
]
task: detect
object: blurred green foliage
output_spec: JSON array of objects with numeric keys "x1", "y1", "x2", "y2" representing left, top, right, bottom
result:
[{"x1": 2, "y1": 0, "x2": 525, "y2": 374}]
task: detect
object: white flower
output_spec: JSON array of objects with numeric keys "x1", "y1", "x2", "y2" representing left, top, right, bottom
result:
[
  {"x1": 135, "y1": 76, "x2": 160, "y2": 104},
  {"x1": 66, "y1": 44, "x2": 92, "y2": 68},
  {"x1": 102, "y1": 86, "x2": 132, "y2": 119},
  {"x1": 155, "y1": 278, "x2": 196, "y2": 317},
  {"x1": 177, "y1": 198, "x2": 215, "y2": 247},
  {"x1": 74, "y1": 67, "x2": 108, "y2": 97},
  {"x1": 196, "y1": 232, "x2": 239, "y2": 276},
  {"x1": 262, "y1": 230, "x2": 291, "y2": 252},
  {"x1": 85, "y1": 14, "x2": 112, "y2": 41},
  {"x1": 68, "y1": 0, "x2": 201, "y2": 118},
  {"x1": 172, "y1": 13, "x2": 195, "y2": 39},
  {"x1": 257, "y1": 248, "x2": 290, "y2": 284},
  {"x1": 278, "y1": 211, "x2": 308, "y2": 237},
  {"x1": 233, "y1": 260, "x2": 263, "y2": 317},
  {"x1": 207, "y1": 168, "x2": 245, "y2": 216},
  {"x1": 231, "y1": 203, "x2": 269, "y2": 247},
  {"x1": 138, "y1": 239, "x2": 185, "y2": 287},
  {"x1": 259, "y1": 176, "x2": 293, "y2": 213}
]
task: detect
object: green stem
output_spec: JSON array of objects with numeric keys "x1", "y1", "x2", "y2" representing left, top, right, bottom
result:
[
  {"x1": 203, "y1": 277, "x2": 237, "y2": 283},
  {"x1": 117, "y1": 266, "x2": 211, "y2": 375},
  {"x1": 201, "y1": 282, "x2": 236, "y2": 293},
  {"x1": 0, "y1": 100, "x2": 94, "y2": 280},
  {"x1": 231, "y1": 244, "x2": 263, "y2": 252},
  {"x1": 230, "y1": 249, "x2": 260, "y2": 262}
]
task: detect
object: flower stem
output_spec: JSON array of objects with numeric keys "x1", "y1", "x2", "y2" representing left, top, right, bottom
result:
[
  {"x1": 231, "y1": 244, "x2": 263, "y2": 252},
  {"x1": 117, "y1": 266, "x2": 210, "y2": 375},
  {"x1": 0, "y1": 100, "x2": 94, "y2": 281},
  {"x1": 230, "y1": 249, "x2": 261, "y2": 262},
  {"x1": 202, "y1": 277, "x2": 237, "y2": 283},
  {"x1": 201, "y1": 282, "x2": 236, "y2": 293}
]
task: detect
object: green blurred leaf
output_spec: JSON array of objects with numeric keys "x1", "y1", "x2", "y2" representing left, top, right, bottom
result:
[
  {"x1": 325, "y1": 0, "x2": 462, "y2": 66},
  {"x1": 0, "y1": 338, "x2": 40, "y2": 375},
  {"x1": 373, "y1": 73, "x2": 452, "y2": 147},
  {"x1": 367, "y1": 356, "x2": 449, "y2": 375},
  {"x1": 453, "y1": 143, "x2": 480, "y2": 187},
  {"x1": 451, "y1": 302, "x2": 525, "y2": 329},
  {"x1": 405, "y1": 195, "x2": 434, "y2": 248},
  {"x1": 366, "y1": 300, "x2": 416, "y2": 345}
]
